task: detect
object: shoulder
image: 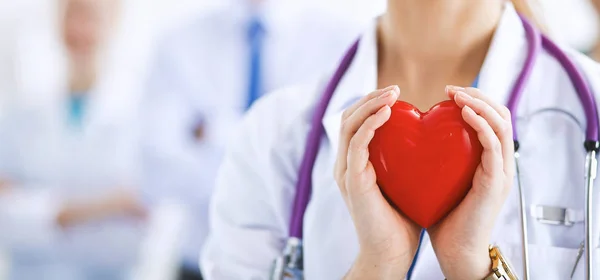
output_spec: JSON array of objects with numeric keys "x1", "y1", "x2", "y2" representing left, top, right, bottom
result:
[
  {"x1": 570, "y1": 51, "x2": 600, "y2": 82},
  {"x1": 544, "y1": 42, "x2": 600, "y2": 83},
  {"x1": 239, "y1": 78, "x2": 327, "y2": 156},
  {"x1": 285, "y1": 8, "x2": 364, "y2": 34},
  {"x1": 245, "y1": 80, "x2": 324, "y2": 136},
  {"x1": 564, "y1": 45, "x2": 600, "y2": 71},
  {"x1": 0, "y1": 99, "x2": 50, "y2": 136},
  {"x1": 563, "y1": 47, "x2": 600, "y2": 97},
  {"x1": 276, "y1": 8, "x2": 364, "y2": 49},
  {"x1": 535, "y1": 42, "x2": 600, "y2": 95},
  {"x1": 528, "y1": 42, "x2": 600, "y2": 126},
  {"x1": 151, "y1": 7, "x2": 233, "y2": 61}
]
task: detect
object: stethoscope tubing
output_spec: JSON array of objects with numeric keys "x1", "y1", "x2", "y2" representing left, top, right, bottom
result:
[
  {"x1": 288, "y1": 41, "x2": 360, "y2": 239},
  {"x1": 283, "y1": 14, "x2": 600, "y2": 280}
]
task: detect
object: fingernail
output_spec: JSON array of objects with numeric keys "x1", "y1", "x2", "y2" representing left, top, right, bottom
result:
[
  {"x1": 446, "y1": 85, "x2": 466, "y2": 94},
  {"x1": 378, "y1": 89, "x2": 394, "y2": 99},
  {"x1": 382, "y1": 85, "x2": 399, "y2": 92},
  {"x1": 463, "y1": 105, "x2": 475, "y2": 114},
  {"x1": 382, "y1": 85, "x2": 395, "y2": 91},
  {"x1": 379, "y1": 86, "x2": 400, "y2": 99},
  {"x1": 376, "y1": 105, "x2": 390, "y2": 115},
  {"x1": 455, "y1": 91, "x2": 472, "y2": 100}
]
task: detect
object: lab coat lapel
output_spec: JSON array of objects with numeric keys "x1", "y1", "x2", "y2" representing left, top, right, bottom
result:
[
  {"x1": 476, "y1": 3, "x2": 529, "y2": 111},
  {"x1": 322, "y1": 22, "x2": 378, "y2": 154}
]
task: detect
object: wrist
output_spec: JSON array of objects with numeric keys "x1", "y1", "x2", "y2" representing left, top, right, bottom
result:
[
  {"x1": 56, "y1": 202, "x2": 86, "y2": 228},
  {"x1": 344, "y1": 252, "x2": 412, "y2": 280},
  {"x1": 441, "y1": 246, "x2": 491, "y2": 280},
  {"x1": 56, "y1": 198, "x2": 112, "y2": 228},
  {"x1": 0, "y1": 179, "x2": 10, "y2": 194}
]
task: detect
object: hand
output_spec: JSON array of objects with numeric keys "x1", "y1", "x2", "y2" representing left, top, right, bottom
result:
[
  {"x1": 0, "y1": 178, "x2": 11, "y2": 194},
  {"x1": 103, "y1": 189, "x2": 148, "y2": 219},
  {"x1": 57, "y1": 189, "x2": 147, "y2": 228},
  {"x1": 335, "y1": 85, "x2": 422, "y2": 279},
  {"x1": 427, "y1": 86, "x2": 515, "y2": 280}
]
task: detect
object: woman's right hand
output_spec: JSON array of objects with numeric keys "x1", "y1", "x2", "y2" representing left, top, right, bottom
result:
[{"x1": 335, "y1": 85, "x2": 421, "y2": 280}]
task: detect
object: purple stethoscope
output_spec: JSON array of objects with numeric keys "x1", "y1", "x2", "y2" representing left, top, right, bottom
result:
[{"x1": 270, "y1": 16, "x2": 600, "y2": 280}]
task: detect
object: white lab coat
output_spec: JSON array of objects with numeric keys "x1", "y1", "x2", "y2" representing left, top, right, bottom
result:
[
  {"x1": 0, "y1": 23, "x2": 146, "y2": 280},
  {"x1": 140, "y1": 1, "x2": 362, "y2": 270},
  {"x1": 201, "y1": 3, "x2": 600, "y2": 280}
]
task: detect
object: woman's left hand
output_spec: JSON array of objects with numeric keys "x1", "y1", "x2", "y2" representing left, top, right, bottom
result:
[{"x1": 427, "y1": 86, "x2": 515, "y2": 280}]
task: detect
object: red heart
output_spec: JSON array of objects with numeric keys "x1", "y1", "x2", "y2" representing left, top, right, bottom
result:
[{"x1": 369, "y1": 100, "x2": 483, "y2": 228}]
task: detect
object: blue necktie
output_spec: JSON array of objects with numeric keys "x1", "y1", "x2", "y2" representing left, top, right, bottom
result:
[
  {"x1": 68, "y1": 93, "x2": 87, "y2": 128},
  {"x1": 246, "y1": 16, "x2": 265, "y2": 110}
]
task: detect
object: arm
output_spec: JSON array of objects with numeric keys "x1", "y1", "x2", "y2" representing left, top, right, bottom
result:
[
  {"x1": 0, "y1": 112, "x2": 63, "y2": 247},
  {"x1": 0, "y1": 178, "x2": 9, "y2": 193},
  {"x1": 0, "y1": 185, "x2": 145, "y2": 248},
  {"x1": 201, "y1": 85, "x2": 422, "y2": 279},
  {"x1": 336, "y1": 86, "x2": 420, "y2": 279},
  {"x1": 200, "y1": 98, "x2": 293, "y2": 279},
  {"x1": 56, "y1": 189, "x2": 146, "y2": 227},
  {"x1": 0, "y1": 114, "x2": 144, "y2": 248},
  {"x1": 428, "y1": 86, "x2": 514, "y2": 279},
  {"x1": 0, "y1": 188, "x2": 63, "y2": 248}
]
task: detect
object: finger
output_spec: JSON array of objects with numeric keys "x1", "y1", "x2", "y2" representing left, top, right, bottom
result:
[
  {"x1": 446, "y1": 85, "x2": 511, "y2": 121},
  {"x1": 461, "y1": 105, "x2": 503, "y2": 173},
  {"x1": 347, "y1": 105, "x2": 391, "y2": 175},
  {"x1": 336, "y1": 87, "x2": 399, "y2": 178},
  {"x1": 449, "y1": 86, "x2": 515, "y2": 176},
  {"x1": 453, "y1": 91, "x2": 507, "y2": 136},
  {"x1": 342, "y1": 85, "x2": 399, "y2": 121}
]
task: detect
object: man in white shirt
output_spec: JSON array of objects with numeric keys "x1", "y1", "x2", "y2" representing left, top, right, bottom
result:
[{"x1": 139, "y1": 0, "x2": 362, "y2": 279}]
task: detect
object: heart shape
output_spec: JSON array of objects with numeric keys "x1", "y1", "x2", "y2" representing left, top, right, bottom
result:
[{"x1": 369, "y1": 100, "x2": 483, "y2": 228}]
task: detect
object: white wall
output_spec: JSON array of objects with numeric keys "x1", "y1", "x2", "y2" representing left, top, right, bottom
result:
[
  {"x1": 2, "y1": 0, "x2": 598, "y2": 58},
  {"x1": 0, "y1": 0, "x2": 598, "y2": 108},
  {"x1": 543, "y1": 0, "x2": 599, "y2": 50}
]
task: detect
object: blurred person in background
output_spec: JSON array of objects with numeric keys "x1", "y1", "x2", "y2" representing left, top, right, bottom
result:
[
  {"x1": 0, "y1": 0, "x2": 148, "y2": 279},
  {"x1": 139, "y1": 0, "x2": 362, "y2": 279}
]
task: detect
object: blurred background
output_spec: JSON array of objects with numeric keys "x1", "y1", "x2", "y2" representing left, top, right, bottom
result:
[{"x1": 0, "y1": 0, "x2": 597, "y2": 279}]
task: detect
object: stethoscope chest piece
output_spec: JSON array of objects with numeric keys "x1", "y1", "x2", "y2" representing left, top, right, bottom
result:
[{"x1": 270, "y1": 238, "x2": 304, "y2": 280}]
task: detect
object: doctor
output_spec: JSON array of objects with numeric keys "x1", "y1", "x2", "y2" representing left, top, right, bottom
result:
[
  {"x1": 0, "y1": 0, "x2": 147, "y2": 279},
  {"x1": 202, "y1": 0, "x2": 600, "y2": 279},
  {"x1": 140, "y1": 0, "x2": 361, "y2": 279}
]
